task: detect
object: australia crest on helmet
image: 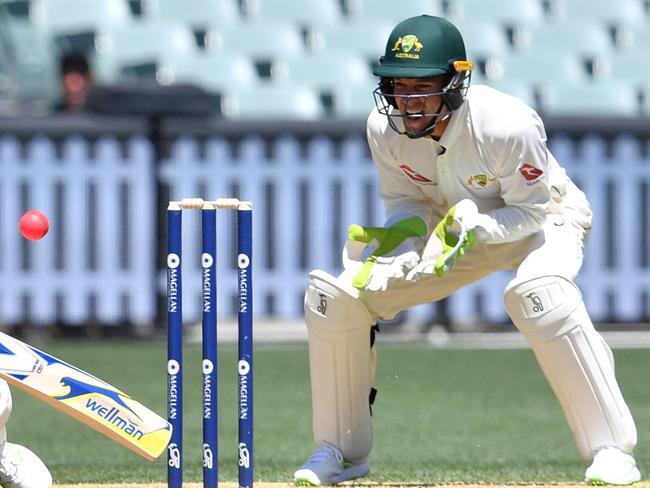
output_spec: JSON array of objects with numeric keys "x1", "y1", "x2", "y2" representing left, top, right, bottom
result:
[{"x1": 391, "y1": 34, "x2": 424, "y2": 59}]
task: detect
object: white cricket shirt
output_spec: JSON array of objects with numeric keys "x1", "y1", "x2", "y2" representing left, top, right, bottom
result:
[{"x1": 366, "y1": 84, "x2": 590, "y2": 244}]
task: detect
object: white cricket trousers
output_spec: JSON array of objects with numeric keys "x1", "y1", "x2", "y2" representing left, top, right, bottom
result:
[{"x1": 347, "y1": 211, "x2": 637, "y2": 461}]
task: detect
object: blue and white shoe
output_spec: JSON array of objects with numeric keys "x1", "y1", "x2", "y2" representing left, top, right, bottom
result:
[
  {"x1": 585, "y1": 447, "x2": 641, "y2": 485},
  {"x1": 0, "y1": 442, "x2": 52, "y2": 488},
  {"x1": 294, "y1": 443, "x2": 369, "y2": 485}
]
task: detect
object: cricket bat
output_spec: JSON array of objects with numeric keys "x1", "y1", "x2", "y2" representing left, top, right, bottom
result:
[{"x1": 0, "y1": 331, "x2": 171, "y2": 461}]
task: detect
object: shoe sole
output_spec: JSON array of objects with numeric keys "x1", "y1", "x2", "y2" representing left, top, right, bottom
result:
[
  {"x1": 295, "y1": 478, "x2": 317, "y2": 486},
  {"x1": 294, "y1": 463, "x2": 370, "y2": 486},
  {"x1": 586, "y1": 467, "x2": 641, "y2": 486},
  {"x1": 294, "y1": 473, "x2": 366, "y2": 487},
  {"x1": 587, "y1": 478, "x2": 640, "y2": 486}
]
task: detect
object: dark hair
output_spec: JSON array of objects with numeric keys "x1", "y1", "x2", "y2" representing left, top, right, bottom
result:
[{"x1": 60, "y1": 52, "x2": 91, "y2": 76}]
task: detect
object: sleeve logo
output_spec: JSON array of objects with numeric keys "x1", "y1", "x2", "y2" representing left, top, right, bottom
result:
[
  {"x1": 399, "y1": 163, "x2": 434, "y2": 184},
  {"x1": 519, "y1": 163, "x2": 544, "y2": 181}
]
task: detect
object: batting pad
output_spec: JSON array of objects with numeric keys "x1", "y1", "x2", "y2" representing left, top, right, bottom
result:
[
  {"x1": 0, "y1": 380, "x2": 10, "y2": 435},
  {"x1": 504, "y1": 275, "x2": 637, "y2": 460},
  {"x1": 304, "y1": 269, "x2": 375, "y2": 463}
]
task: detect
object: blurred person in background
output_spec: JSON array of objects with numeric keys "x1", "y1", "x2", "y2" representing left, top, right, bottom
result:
[
  {"x1": 54, "y1": 52, "x2": 93, "y2": 112},
  {"x1": 294, "y1": 15, "x2": 641, "y2": 486}
]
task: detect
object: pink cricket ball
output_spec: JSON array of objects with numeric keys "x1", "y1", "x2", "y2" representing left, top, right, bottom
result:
[{"x1": 19, "y1": 210, "x2": 49, "y2": 240}]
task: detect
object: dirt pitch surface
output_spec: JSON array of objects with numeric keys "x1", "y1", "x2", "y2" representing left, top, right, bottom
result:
[{"x1": 53, "y1": 483, "x2": 650, "y2": 488}]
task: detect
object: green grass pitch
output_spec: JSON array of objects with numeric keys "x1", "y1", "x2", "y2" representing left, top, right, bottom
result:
[{"x1": 6, "y1": 339, "x2": 649, "y2": 484}]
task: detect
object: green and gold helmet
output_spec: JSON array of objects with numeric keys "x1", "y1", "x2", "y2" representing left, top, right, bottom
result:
[
  {"x1": 374, "y1": 15, "x2": 468, "y2": 79},
  {"x1": 372, "y1": 15, "x2": 474, "y2": 139}
]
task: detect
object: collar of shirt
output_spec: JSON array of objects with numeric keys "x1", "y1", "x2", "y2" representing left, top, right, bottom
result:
[{"x1": 436, "y1": 97, "x2": 469, "y2": 151}]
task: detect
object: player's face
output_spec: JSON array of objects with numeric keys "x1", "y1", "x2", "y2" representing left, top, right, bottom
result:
[{"x1": 392, "y1": 77, "x2": 448, "y2": 136}]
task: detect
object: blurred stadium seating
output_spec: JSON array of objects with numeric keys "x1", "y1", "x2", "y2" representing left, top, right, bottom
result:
[
  {"x1": 30, "y1": 0, "x2": 130, "y2": 32},
  {"x1": 209, "y1": 18, "x2": 305, "y2": 60},
  {"x1": 333, "y1": 81, "x2": 379, "y2": 118},
  {"x1": 309, "y1": 19, "x2": 394, "y2": 62},
  {"x1": 540, "y1": 80, "x2": 641, "y2": 117},
  {"x1": 450, "y1": 18, "x2": 510, "y2": 67},
  {"x1": 518, "y1": 20, "x2": 614, "y2": 59},
  {"x1": 345, "y1": 0, "x2": 442, "y2": 23},
  {"x1": 488, "y1": 51, "x2": 588, "y2": 84},
  {"x1": 482, "y1": 79, "x2": 536, "y2": 108},
  {"x1": 145, "y1": 0, "x2": 240, "y2": 26},
  {"x1": 95, "y1": 19, "x2": 198, "y2": 82},
  {"x1": 242, "y1": 0, "x2": 342, "y2": 28},
  {"x1": 551, "y1": 0, "x2": 646, "y2": 26},
  {"x1": 445, "y1": 0, "x2": 545, "y2": 25},
  {"x1": 276, "y1": 51, "x2": 373, "y2": 89},
  {"x1": 157, "y1": 52, "x2": 258, "y2": 92},
  {"x1": 221, "y1": 83, "x2": 323, "y2": 119},
  {"x1": 0, "y1": 4, "x2": 57, "y2": 110},
  {"x1": 0, "y1": 0, "x2": 648, "y2": 118}
]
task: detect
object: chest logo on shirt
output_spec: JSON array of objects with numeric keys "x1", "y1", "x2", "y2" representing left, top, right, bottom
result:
[
  {"x1": 519, "y1": 163, "x2": 544, "y2": 182},
  {"x1": 399, "y1": 164, "x2": 434, "y2": 185},
  {"x1": 466, "y1": 174, "x2": 496, "y2": 189}
]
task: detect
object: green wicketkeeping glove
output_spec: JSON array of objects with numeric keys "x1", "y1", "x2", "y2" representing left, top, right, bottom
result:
[
  {"x1": 431, "y1": 203, "x2": 477, "y2": 277},
  {"x1": 348, "y1": 216, "x2": 427, "y2": 291},
  {"x1": 405, "y1": 200, "x2": 482, "y2": 281}
]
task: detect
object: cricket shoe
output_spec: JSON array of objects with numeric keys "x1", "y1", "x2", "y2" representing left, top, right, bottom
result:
[
  {"x1": 585, "y1": 447, "x2": 641, "y2": 485},
  {"x1": 0, "y1": 442, "x2": 52, "y2": 488},
  {"x1": 294, "y1": 443, "x2": 369, "y2": 485}
]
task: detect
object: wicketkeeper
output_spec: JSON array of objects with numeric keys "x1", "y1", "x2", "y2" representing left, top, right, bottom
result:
[{"x1": 294, "y1": 15, "x2": 640, "y2": 486}]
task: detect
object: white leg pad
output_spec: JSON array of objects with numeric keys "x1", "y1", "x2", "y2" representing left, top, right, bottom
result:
[
  {"x1": 0, "y1": 380, "x2": 11, "y2": 435},
  {"x1": 504, "y1": 275, "x2": 637, "y2": 461},
  {"x1": 304, "y1": 269, "x2": 375, "y2": 463}
]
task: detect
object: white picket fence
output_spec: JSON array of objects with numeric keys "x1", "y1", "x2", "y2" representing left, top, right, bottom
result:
[
  {"x1": 0, "y1": 136, "x2": 155, "y2": 325},
  {"x1": 1, "y1": 133, "x2": 649, "y2": 327}
]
